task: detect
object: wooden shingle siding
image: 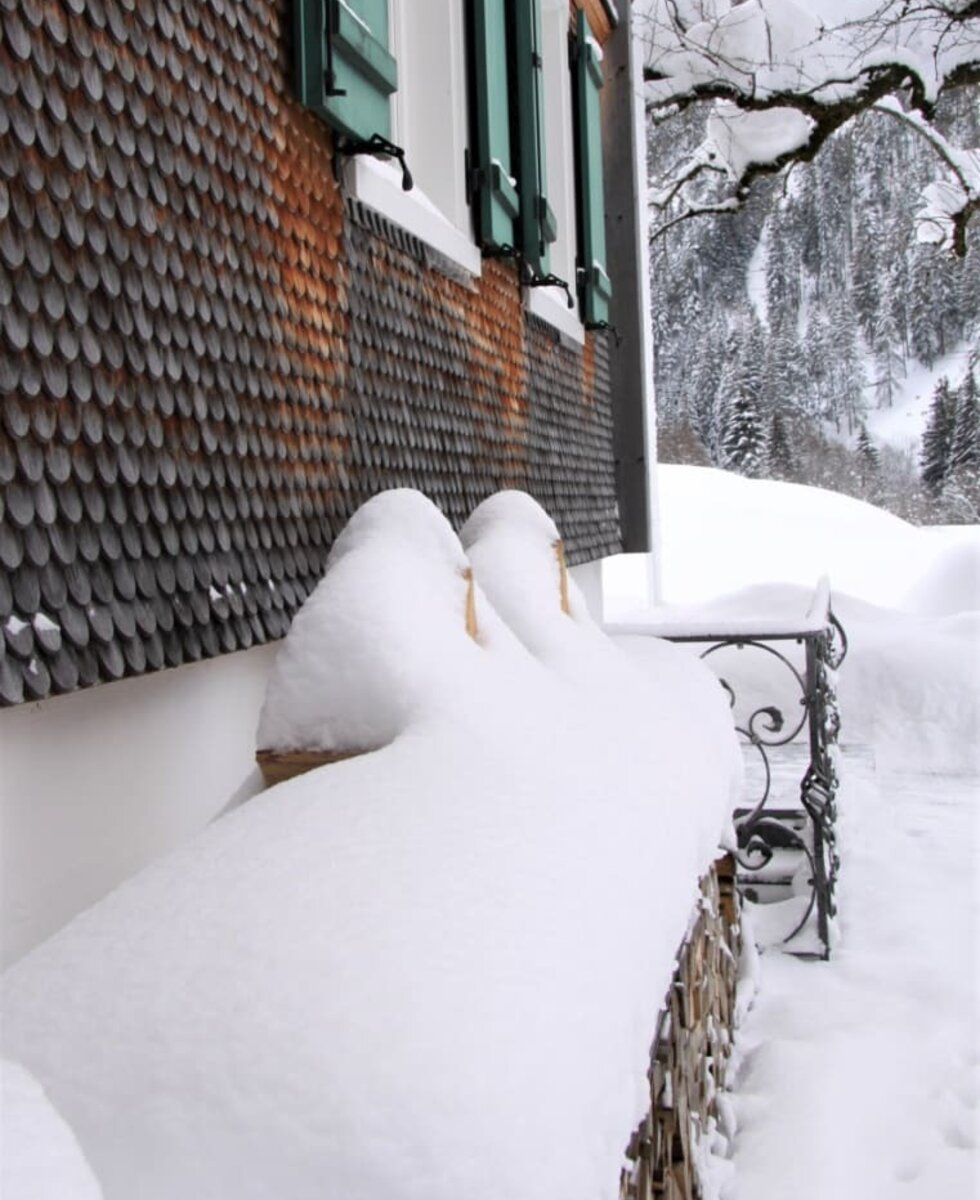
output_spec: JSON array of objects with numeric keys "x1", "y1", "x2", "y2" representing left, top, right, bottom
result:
[{"x1": 0, "y1": 0, "x2": 621, "y2": 706}]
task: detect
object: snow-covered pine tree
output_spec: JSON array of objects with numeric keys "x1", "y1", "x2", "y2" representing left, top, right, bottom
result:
[
  {"x1": 909, "y1": 248, "x2": 946, "y2": 365},
  {"x1": 884, "y1": 213, "x2": 911, "y2": 360},
  {"x1": 871, "y1": 303, "x2": 907, "y2": 410},
  {"x1": 856, "y1": 424, "x2": 882, "y2": 498},
  {"x1": 851, "y1": 198, "x2": 883, "y2": 345},
  {"x1": 766, "y1": 221, "x2": 801, "y2": 328},
  {"x1": 856, "y1": 424, "x2": 880, "y2": 471},
  {"x1": 768, "y1": 409, "x2": 795, "y2": 479},
  {"x1": 920, "y1": 377, "x2": 957, "y2": 493},
  {"x1": 688, "y1": 327, "x2": 727, "y2": 463},
  {"x1": 948, "y1": 373, "x2": 980, "y2": 520},
  {"x1": 764, "y1": 319, "x2": 805, "y2": 420},
  {"x1": 827, "y1": 293, "x2": 866, "y2": 435},
  {"x1": 951, "y1": 372, "x2": 979, "y2": 471},
  {"x1": 723, "y1": 394, "x2": 767, "y2": 477}
]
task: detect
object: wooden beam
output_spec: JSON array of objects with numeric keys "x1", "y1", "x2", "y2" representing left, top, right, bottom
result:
[{"x1": 255, "y1": 747, "x2": 367, "y2": 787}]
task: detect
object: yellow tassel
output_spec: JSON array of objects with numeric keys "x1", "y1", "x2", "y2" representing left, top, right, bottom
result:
[
  {"x1": 462, "y1": 567, "x2": 479, "y2": 640},
  {"x1": 554, "y1": 539, "x2": 570, "y2": 615}
]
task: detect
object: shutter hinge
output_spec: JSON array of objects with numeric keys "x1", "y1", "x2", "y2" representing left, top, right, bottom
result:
[
  {"x1": 324, "y1": 0, "x2": 346, "y2": 97},
  {"x1": 465, "y1": 147, "x2": 478, "y2": 206}
]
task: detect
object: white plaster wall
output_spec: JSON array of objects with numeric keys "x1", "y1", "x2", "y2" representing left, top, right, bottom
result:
[{"x1": 0, "y1": 643, "x2": 278, "y2": 969}]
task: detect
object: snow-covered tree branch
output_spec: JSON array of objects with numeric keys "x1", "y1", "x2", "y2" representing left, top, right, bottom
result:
[{"x1": 639, "y1": 0, "x2": 980, "y2": 253}]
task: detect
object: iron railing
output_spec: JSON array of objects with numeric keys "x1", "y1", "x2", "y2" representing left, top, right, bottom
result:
[{"x1": 613, "y1": 580, "x2": 848, "y2": 959}]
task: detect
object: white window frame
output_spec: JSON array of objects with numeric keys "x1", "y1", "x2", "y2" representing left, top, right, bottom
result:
[
  {"x1": 347, "y1": 1, "x2": 482, "y2": 278},
  {"x1": 524, "y1": 0, "x2": 585, "y2": 345}
]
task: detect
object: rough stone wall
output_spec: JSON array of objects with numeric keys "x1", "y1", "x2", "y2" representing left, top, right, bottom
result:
[{"x1": 0, "y1": 0, "x2": 620, "y2": 705}]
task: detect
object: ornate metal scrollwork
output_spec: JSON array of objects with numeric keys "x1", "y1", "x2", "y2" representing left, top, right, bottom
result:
[{"x1": 676, "y1": 605, "x2": 848, "y2": 960}]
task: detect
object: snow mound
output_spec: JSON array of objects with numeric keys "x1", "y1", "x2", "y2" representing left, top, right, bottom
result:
[
  {"x1": 464, "y1": 492, "x2": 743, "y2": 830},
  {"x1": 1, "y1": 1059, "x2": 102, "y2": 1200},
  {"x1": 462, "y1": 491, "x2": 611, "y2": 669},
  {"x1": 2, "y1": 490, "x2": 741, "y2": 1200},
  {"x1": 648, "y1": 466, "x2": 921, "y2": 608},
  {"x1": 833, "y1": 594, "x2": 980, "y2": 775},
  {"x1": 902, "y1": 532, "x2": 980, "y2": 617},
  {"x1": 257, "y1": 489, "x2": 517, "y2": 753}
]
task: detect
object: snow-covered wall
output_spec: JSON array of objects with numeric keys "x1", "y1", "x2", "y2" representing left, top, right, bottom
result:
[
  {"x1": 1, "y1": 492, "x2": 739, "y2": 1200},
  {"x1": 1, "y1": 561, "x2": 613, "y2": 969},
  {"x1": 0, "y1": 644, "x2": 277, "y2": 969}
]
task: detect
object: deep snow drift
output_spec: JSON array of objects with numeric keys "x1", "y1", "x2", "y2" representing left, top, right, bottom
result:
[
  {"x1": 608, "y1": 465, "x2": 980, "y2": 772},
  {"x1": 0, "y1": 1059, "x2": 103, "y2": 1200},
  {"x1": 1, "y1": 490, "x2": 740, "y2": 1200}
]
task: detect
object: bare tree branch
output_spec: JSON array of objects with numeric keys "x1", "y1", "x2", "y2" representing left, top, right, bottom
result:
[
  {"x1": 641, "y1": 1, "x2": 980, "y2": 251},
  {"x1": 872, "y1": 97, "x2": 980, "y2": 253}
]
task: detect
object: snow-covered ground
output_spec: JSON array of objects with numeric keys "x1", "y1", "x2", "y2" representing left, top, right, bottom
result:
[
  {"x1": 730, "y1": 763, "x2": 977, "y2": 1199},
  {"x1": 859, "y1": 344, "x2": 975, "y2": 456},
  {"x1": 608, "y1": 464, "x2": 980, "y2": 1197}
]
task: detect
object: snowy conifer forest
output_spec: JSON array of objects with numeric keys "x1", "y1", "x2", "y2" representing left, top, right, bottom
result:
[{"x1": 649, "y1": 88, "x2": 980, "y2": 524}]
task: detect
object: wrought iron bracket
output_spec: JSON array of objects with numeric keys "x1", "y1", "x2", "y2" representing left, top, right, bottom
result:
[
  {"x1": 585, "y1": 319, "x2": 622, "y2": 343},
  {"x1": 521, "y1": 262, "x2": 575, "y2": 309},
  {"x1": 335, "y1": 134, "x2": 414, "y2": 192}
]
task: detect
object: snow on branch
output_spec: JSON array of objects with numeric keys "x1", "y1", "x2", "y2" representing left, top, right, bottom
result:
[
  {"x1": 873, "y1": 95, "x2": 980, "y2": 253},
  {"x1": 640, "y1": 0, "x2": 980, "y2": 251}
]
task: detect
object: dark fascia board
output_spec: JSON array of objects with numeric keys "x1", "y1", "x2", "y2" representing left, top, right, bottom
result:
[{"x1": 599, "y1": 0, "x2": 652, "y2": 553}]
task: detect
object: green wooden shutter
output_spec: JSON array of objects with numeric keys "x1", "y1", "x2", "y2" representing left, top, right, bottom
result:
[
  {"x1": 293, "y1": 0, "x2": 397, "y2": 142},
  {"x1": 513, "y1": 0, "x2": 556, "y2": 277},
  {"x1": 572, "y1": 9, "x2": 611, "y2": 325},
  {"x1": 469, "y1": 0, "x2": 520, "y2": 252}
]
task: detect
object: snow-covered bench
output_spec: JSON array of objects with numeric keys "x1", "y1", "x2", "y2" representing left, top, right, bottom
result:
[{"x1": 2, "y1": 491, "x2": 743, "y2": 1200}]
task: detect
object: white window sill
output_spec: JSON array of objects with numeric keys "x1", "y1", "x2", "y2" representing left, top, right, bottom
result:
[
  {"x1": 350, "y1": 157, "x2": 483, "y2": 279},
  {"x1": 525, "y1": 285, "x2": 585, "y2": 346}
]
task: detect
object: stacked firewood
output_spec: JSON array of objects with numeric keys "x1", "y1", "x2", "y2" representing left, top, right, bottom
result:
[{"x1": 621, "y1": 855, "x2": 742, "y2": 1200}]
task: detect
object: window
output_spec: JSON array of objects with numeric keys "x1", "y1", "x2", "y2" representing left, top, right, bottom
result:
[
  {"x1": 540, "y1": 0, "x2": 577, "y2": 294},
  {"x1": 512, "y1": 0, "x2": 557, "y2": 279},
  {"x1": 390, "y1": 4, "x2": 471, "y2": 237},
  {"x1": 291, "y1": 1, "x2": 611, "y2": 321},
  {"x1": 571, "y1": 8, "x2": 612, "y2": 327},
  {"x1": 526, "y1": 0, "x2": 584, "y2": 340},
  {"x1": 349, "y1": 0, "x2": 481, "y2": 275},
  {"x1": 469, "y1": 0, "x2": 559, "y2": 280},
  {"x1": 468, "y1": 0, "x2": 520, "y2": 254},
  {"x1": 294, "y1": 0, "x2": 481, "y2": 275}
]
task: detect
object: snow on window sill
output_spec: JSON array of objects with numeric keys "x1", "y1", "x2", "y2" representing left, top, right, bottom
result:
[
  {"x1": 350, "y1": 157, "x2": 483, "y2": 280},
  {"x1": 525, "y1": 285, "x2": 585, "y2": 346}
]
